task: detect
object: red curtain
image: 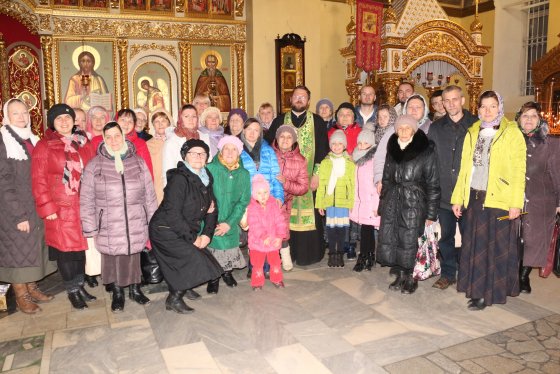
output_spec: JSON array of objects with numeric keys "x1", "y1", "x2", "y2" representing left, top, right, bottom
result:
[{"x1": 355, "y1": 0, "x2": 383, "y2": 73}]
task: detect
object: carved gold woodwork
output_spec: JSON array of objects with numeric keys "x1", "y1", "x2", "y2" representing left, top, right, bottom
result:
[
  {"x1": 48, "y1": 17, "x2": 246, "y2": 42},
  {"x1": 0, "y1": 0, "x2": 39, "y2": 34},
  {"x1": 175, "y1": 0, "x2": 185, "y2": 13},
  {"x1": 466, "y1": 79, "x2": 482, "y2": 115},
  {"x1": 130, "y1": 43, "x2": 177, "y2": 60},
  {"x1": 402, "y1": 32, "x2": 473, "y2": 72},
  {"x1": 381, "y1": 77, "x2": 401, "y2": 106},
  {"x1": 117, "y1": 38, "x2": 128, "y2": 109},
  {"x1": 234, "y1": 43, "x2": 245, "y2": 110},
  {"x1": 235, "y1": 0, "x2": 244, "y2": 17},
  {"x1": 110, "y1": 0, "x2": 119, "y2": 9},
  {"x1": 392, "y1": 51, "x2": 400, "y2": 72},
  {"x1": 532, "y1": 42, "x2": 560, "y2": 85},
  {"x1": 40, "y1": 36, "x2": 55, "y2": 110},
  {"x1": 179, "y1": 41, "x2": 191, "y2": 105},
  {"x1": 0, "y1": 33, "x2": 9, "y2": 103}
]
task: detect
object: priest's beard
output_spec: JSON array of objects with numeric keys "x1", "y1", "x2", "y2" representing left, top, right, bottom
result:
[{"x1": 291, "y1": 102, "x2": 309, "y2": 113}]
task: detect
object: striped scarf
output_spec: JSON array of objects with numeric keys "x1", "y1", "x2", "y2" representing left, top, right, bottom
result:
[{"x1": 60, "y1": 133, "x2": 87, "y2": 195}]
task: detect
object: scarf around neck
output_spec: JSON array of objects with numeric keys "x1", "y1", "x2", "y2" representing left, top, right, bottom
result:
[
  {"x1": 199, "y1": 125, "x2": 224, "y2": 156},
  {"x1": 60, "y1": 132, "x2": 88, "y2": 195},
  {"x1": 218, "y1": 152, "x2": 240, "y2": 171},
  {"x1": 184, "y1": 161, "x2": 210, "y2": 186},
  {"x1": 175, "y1": 124, "x2": 199, "y2": 140},
  {"x1": 0, "y1": 125, "x2": 38, "y2": 161},
  {"x1": 327, "y1": 152, "x2": 346, "y2": 195},
  {"x1": 103, "y1": 139, "x2": 129, "y2": 174}
]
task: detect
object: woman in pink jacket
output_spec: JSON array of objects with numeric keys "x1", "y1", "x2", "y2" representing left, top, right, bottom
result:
[
  {"x1": 349, "y1": 129, "x2": 380, "y2": 272},
  {"x1": 247, "y1": 174, "x2": 287, "y2": 290}
]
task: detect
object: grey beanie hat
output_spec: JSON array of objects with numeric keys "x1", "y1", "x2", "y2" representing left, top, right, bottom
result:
[
  {"x1": 316, "y1": 98, "x2": 334, "y2": 114},
  {"x1": 357, "y1": 129, "x2": 375, "y2": 146},
  {"x1": 329, "y1": 129, "x2": 347, "y2": 148},
  {"x1": 276, "y1": 124, "x2": 298, "y2": 142}
]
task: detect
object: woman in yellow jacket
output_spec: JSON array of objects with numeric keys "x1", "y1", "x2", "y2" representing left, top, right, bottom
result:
[{"x1": 451, "y1": 91, "x2": 526, "y2": 311}]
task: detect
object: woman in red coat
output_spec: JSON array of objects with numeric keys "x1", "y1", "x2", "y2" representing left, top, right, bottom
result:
[
  {"x1": 115, "y1": 109, "x2": 154, "y2": 180},
  {"x1": 31, "y1": 104, "x2": 95, "y2": 310},
  {"x1": 272, "y1": 125, "x2": 309, "y2": 270}
]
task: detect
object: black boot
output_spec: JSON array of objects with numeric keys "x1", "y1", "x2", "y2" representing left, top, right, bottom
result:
[
  {"x1": 105, "y1": 283, "x2": 114, "y2": 293},
  {"x1": 222, "y1": 271, "x2": 237, "y2": 287},
  {"x1": 129, "y1": 284, "x2": 150, "y2": 305},
  {"x1": 365, "y1": 252, "x2": 376, "y2": 271},
  {"x1": 166, "y1": 290, "x2": 194, "y2": 314},
  {"x1": 77, "y1": 285, "x2": 97, "y2": 302},
  {"x1": 84, "y1": 275, "x2": 98, "y2": 288},
  {"x1": 467, "y1": 298, "x2": 486, "y2": 311},
  {"x1": 207, "y1": 278, "x2": 219, "y2": 294},
  {"x1": 328, "y1": 253, "x2": 336, "y2": 268},
  {"x1": 337, "y1": 252, "x2": 345, "y2": 268},
  {"x1": 111, "y1": 286, "x2": 125, "y2": 313},
  {"x1": 353, "y1": 253, "x2": 367, "y2": 272},
  {"x1": 519, "y1": 266, "x2": 532, "y2": 294},
  {"x1": 67, "y1": 289, "x2": 87, "y2": 310},
  {"x1": 401, "y1": 271, "x2": 418, "y2": 294},
  {"x1": 389, "y1": 269, "x2": 405, "y2": 291},
  {"x1": 185, "y1": 289, "x2": 201, "y2": 300},
  {"x1": 346, "y1": 243, "x2": 357, "y2": 261}
]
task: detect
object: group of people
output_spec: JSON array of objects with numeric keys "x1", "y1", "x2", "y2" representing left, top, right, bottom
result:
[{"x1": 1, "y1": 80, "x2": 558, "y2": 316}]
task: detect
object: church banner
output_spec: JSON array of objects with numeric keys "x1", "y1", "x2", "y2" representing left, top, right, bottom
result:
[{"x1": 355, "y1": 0, "x2": 383, "y2": 72}]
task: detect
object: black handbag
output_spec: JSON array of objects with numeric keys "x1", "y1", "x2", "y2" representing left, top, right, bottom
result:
[{"x1": 141, "y1": 248, "x2": 163, "y2": 284}]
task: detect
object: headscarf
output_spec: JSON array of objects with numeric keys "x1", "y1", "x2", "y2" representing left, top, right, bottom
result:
[
  {"x1": 403, "y1": 94, "x2": 430, "y2": 129},
  {"x1": 1, "y1": 98, "x2": 38, "y2": 160},
  {"x1": 102, "y1": 124, "x2": 129, "y2": 174},
  {"x1": 479, "y1": 91, "x2": 505, "y2": 129},
  {"x1": 175, "y1": 108, "x2": 199, "y2": 140},
  {"x1": 217, "y1": 135, "x2": 242, "y2": 171},
  {"x1": 373, "y1": 104, "x2": 398, "y2": 145}
]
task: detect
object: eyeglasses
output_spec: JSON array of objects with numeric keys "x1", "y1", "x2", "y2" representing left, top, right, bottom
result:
[
  {"x1": 292, "y1": 95, "x2": 308, "y2": 100},
  {"x1": 187, "y1": 151, "x2": 207, "y2": 159}
]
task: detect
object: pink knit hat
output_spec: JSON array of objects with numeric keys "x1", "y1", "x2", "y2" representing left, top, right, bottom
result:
[
  {"x1": 251, "y1": 174, "x2": 270, "y2": 200},
  {"x1": 217, "y1": 135, "x2": 243, "y2": 154}
]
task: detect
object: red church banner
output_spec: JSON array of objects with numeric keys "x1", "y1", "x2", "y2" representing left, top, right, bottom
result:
[{"x1": 355, "y1": 0, "x2": 383, "y2": 72}]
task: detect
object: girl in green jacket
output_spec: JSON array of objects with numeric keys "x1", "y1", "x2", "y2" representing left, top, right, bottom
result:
[{"x1": 316, "y1": 130, "x2": 355, "y2": 268}]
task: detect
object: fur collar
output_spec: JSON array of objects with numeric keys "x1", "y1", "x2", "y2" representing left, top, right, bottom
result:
[
  {"x1": 0, "y1": 125, "x2": 39, "y2": 161},
  {"x1": 387, "y1": 130, "x2": 430, "y2": 163},
  {"x1": 354, "y1": 145, "x2": 377, "y2": 166}
]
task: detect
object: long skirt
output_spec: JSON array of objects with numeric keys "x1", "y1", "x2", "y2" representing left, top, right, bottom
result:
[
  {"x1": 207, "y1": 247, "x2": 246, "y2": 272},
  {"x1": 289, "y1": 209, "x2": 325, "y2": 266},
  {"x1": 150, "y1": 226, "x2": 223, "y2": 291},
  {"x1": 101, "y1": 253, "x2": 141, "y2": 287},
  {"x1": 457, "y1": 190, "x2": 520, "y2": 306}
]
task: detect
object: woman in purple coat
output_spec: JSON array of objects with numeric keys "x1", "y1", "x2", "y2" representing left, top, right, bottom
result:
[{"x1": 80, "y1": 122, "x2": 158, "y2": 313}]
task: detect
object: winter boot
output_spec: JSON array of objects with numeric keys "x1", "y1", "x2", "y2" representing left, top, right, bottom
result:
[
  {"x1": 13, "y1": 283, "x2": 41, "y2": 314},
  {"x1": 280, "y1": 246, "x2": 294, "y2": 271},
  {"x1": 519, "y1": 266, "x2": 532, "y2": 294},
  {"x1": 129, "y1": 284, "x2": 151, "y2": 305},
  {"x1": 389, "y1": 269, "x2": 405, "y2": 291},
  {"x1": 166, "y1": 290, "x2": 194, "y2": 314},
  {"x1": 336, "y1": 252, "x2": 345, "y2": 268},
  {"x1": 222, "y1": 271, "x2": 237, "y2": 287},
  {"x1": 84, "y1": 274, "x2": 98, "y2": 288},
  {"x1": 207, "y1": 278, "x2": 219, "y2": 294},
  {"x1": 67, "y1": 289, "x2": 87, "y2": 310},
  {"x1": 26, "y1": 282, "x2": 54, "y2": 303},
  {"x1": 328, "y1": 253, "x2": 336, "y2": 268},
  {"x1": 346, "y1": 243, "x2": 357, "y2": 261},
  {"x1": 401, "y1": 271, "x2": 418, "y2": 294},
  {"x1": 77, "y1": 286, "x2": 97, "y2": 302},
  {"x1": 365, "y1": 252, "x2": 376, "y2": 271},
  {"x1": 111, "y1": 286, "x2": 125, "y2": 313},
  {"x1": 353, "y1": 253, "x2": 367, "y2": 272}
]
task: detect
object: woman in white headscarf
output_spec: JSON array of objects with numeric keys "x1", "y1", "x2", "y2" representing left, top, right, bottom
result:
[
  {"x1": 0, "y1": 98, "x2": 56, "y2": 314},
  {"x1": 403, "y1": 94, "x2": 431, "y2": 134}
]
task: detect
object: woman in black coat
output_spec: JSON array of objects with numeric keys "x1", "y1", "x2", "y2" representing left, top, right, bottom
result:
[
  {"x1": 149, "y1": 139, "x2": 223, "y2": 314},
  {"x1": 378, "y1": 115, "x2": 440, "y2": 294}
]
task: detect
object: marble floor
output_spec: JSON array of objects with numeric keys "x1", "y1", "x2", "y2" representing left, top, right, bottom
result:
[{"x1": 0, "y1": 257, "x2": 559, "y2": 374}]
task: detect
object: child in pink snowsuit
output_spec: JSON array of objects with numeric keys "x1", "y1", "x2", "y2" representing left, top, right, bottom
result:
[{"x1": 247, "y1": 174, "x2": 287, "y2": 289}]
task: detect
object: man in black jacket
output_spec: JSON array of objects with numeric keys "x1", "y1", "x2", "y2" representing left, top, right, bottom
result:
[{"x1": 427, "y1": 85, "x2": 477, "y2": 290}]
